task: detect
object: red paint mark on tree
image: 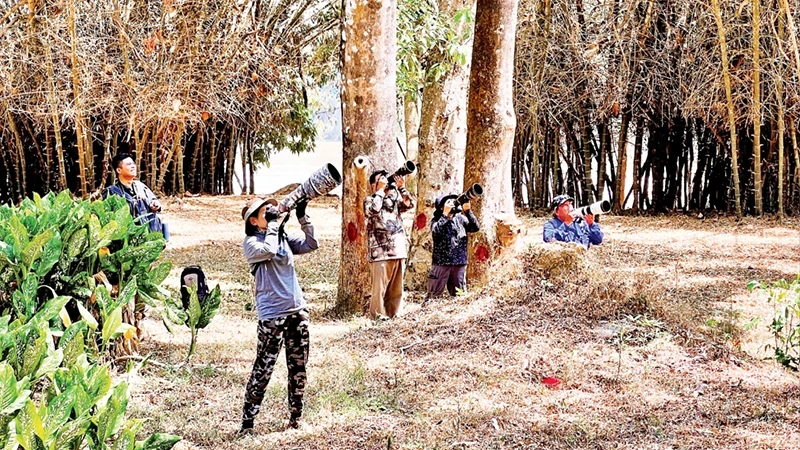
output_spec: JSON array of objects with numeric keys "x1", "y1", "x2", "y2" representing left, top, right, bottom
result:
[
  {"x1": 414, "y1": 213, "x2": 427, "y2": 230},
  {"x1": 347, "y1": 222, "x2": 358, "y2": 242},
  {"x1": 475, "y1": 245, "x2": 490, "y2": 262}
]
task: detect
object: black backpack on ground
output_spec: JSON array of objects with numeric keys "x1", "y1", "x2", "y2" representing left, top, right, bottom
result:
[{"x1": 180, "y1": 265, "x2": 210, "y2": 310}]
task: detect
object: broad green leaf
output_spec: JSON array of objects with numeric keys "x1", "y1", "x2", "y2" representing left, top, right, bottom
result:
[
  {"x1": 187, "y1": 288, "x2": 201, "y2": 329},
  {"x1": 61, "y1": 330, "x2": 85, "y2": 368},
  {"x1": 14, "y1": 401, "x2": 43, "y2": 449},
  {"x1": 95, "y1": 383, "x2": 128, "y2": 441},
  {"x1": 1, "y1": 419, "x2": 17, "y2": 450},
  {"x1": 116, "y1": 278, "x2": 137, "y2": 310},
  {"x1": 66, "y1": 229, "x2": 88, "y2": 260},
  {"x1": 75, "y1": 303, "x2": 98, "y2": 330},
  {"x1": 102, "y1": 307, "x2": 123, "y2": 348},
  {"x1": 53, "y1": 415, "x2": 90, "y2": 450},
  {"x1": 21, "y1": 230, "x2": 53, "y2": 271},
  {"x1": 113, "y1": 429, "x2": 135, "y2": 450},
  {"x1": 30, "y1": 296, "x2": 71, "y2": 326},
  {"x1": 32, "y1": 231, "x2": 61, "y2": 277},
  {"x1": 197, "y1": 285, "x2": 221, "y2": 329},
  {"x1": 19, "y1": 330, "x2": 46, "y2": 380},
  {"x1": 162, "y1": 305, "x2": 187, "y2": 326},
  {"x1": 33, "y1": 348, "x2": 63, "y2": 380},
  {"x1": 94, "y1": 286, "x2": 113, "y2": 317},
  {"x1": 146, "y1": 262, "x2": 172, "y2": 286},
  {"x1": 87, "y1": 216, "x2": 101, "y2": 252},
  {"x1": 136, "y1": 433, "x2": 181, "y2": 450},
  {"x1": 42, "y1": 387, "x2": 74, "y2": 436},
  {"x1": 0, "y1": 363, "x2": 30, "y2": 415}
]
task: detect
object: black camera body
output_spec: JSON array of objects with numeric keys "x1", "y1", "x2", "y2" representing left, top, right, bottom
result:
[{"x1": 449, "y1": 184, "x2": 484, "y2": 214}]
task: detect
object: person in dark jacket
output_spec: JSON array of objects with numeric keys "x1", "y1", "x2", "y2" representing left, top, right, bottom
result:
[
  {"x1": 427, "y1": 193, "x2": 480, "y2": 298},
  {"x1": 103, "y1": 153, "x2": 164, "y2": 235},
  {"x1": 239, "y1": 196, "x2": 317, "y2": 433}
]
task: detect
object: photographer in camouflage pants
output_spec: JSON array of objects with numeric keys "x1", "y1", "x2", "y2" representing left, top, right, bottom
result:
[{"x1": 239, "y1": 196, "x2": 318, "y2": 433}]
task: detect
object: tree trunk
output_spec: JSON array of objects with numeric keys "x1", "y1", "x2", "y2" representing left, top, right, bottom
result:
[
  {"x1": 464, "y1": 0, "x2": 519, "y2": 285},
  {"x1": 337, "y1": 0, "x2": 399, "y2": 314},
  {"x1": 752, "y1": 0, "x2": 762, "y2": 214},
  {"x1": 406, "y1": 0, "x2": 473, "y2": 292},
  {"x1": 597, "y1": 120, "x2": 608, "y2": 201},
  {"x1": 225, "y1": 128, "x2": 236, "y2": 194},
  {"x1": 632, "y1": 117, "x2": 644, "y2": 213},
  {"x1": 68, "y1": 0, "x2": 89, "y2": 198},
  {"x1": 403, "y1": 93, "x2": 421, "y2": 194},
  {"x1": 614, "y1": 111, "x2": 633, "y2": 211},
  {"x1": 157, "y1": 123, "x2": 185, "y2": 192},
  {"x1": 712, "y1": 0, "x2": 742, "y2": 217}
]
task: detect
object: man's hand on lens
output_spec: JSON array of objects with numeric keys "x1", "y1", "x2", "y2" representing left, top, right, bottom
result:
[
  {"x1": 394, "y1": 175, "x2": 405, "y2": 189},
  {"x1": 462, "y1": 201, "x2": 470, "y2": 212},
  {"x1": 585, "y1": 213, "x2": 595, "y2": 226}
]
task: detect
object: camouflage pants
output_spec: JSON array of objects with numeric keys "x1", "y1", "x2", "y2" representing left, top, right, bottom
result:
[{"x1": 242, "y1": 309, "x2": 310, "y2": 422}]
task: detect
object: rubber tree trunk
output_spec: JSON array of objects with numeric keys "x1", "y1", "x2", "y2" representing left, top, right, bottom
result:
[
  {"x1": 337, "y1": 0, "x2": 399, "y2": 314},
  {"x1": 405, "y1": 0, "x2": 474, "y2": 291},
  {"x1": 464, "y1": 0, "x2": 518, "y2": 286}
]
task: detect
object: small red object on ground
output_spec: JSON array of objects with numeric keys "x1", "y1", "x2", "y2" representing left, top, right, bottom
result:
[{"x1": 542, "y1": 377, "x2": 562, "y2": 388}]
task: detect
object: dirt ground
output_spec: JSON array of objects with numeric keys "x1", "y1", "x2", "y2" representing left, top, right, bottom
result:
[{"x1": 126, "y1": 195, "x2": 800, "y2": 449}]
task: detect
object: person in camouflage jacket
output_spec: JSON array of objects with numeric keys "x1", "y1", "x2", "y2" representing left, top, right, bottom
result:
[{"x1": 364, "y1": 168, "x2": 415, "y2": 318}]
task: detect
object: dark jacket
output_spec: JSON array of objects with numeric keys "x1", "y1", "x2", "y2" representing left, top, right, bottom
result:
[{"x1": 430, "y1": 210, "x2": 480, "y2": 266}]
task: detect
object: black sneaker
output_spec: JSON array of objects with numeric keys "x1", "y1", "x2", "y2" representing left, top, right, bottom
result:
[
  {"x1": 238, "y1": 419, "x2": 254, "y2": 436},
  {"x1": 288, "y1": 415, "x2": 300, "y2": 429}
]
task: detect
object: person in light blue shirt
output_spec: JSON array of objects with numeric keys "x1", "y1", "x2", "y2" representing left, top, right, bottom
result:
[
  {"x1": 543, "y1": 194, "x2": 604, "y2": 249},
  {"x1": 239, "y1": 196, "x2": 317, "y2": 433}
]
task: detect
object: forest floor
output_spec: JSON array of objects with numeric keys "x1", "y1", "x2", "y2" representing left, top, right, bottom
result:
[{"x1": 126, "y1": 195, "x2": 800, "y2": 450}]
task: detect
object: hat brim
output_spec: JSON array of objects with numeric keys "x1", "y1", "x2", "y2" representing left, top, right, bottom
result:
[{"x1": 243, "y1": 198, "x2": 278, "y2": 221}]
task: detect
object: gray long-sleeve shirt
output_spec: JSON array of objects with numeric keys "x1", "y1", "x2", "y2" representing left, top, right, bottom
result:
[{"x1": 243, "y1": 216, "x2": 318, "y2": 320}]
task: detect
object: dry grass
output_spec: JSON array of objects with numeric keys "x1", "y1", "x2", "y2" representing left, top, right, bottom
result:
[{"x1": 125, "y1": 197, "x2": 800, "y2": 449}]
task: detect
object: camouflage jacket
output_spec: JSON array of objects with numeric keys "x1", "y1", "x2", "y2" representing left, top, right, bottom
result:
[{"x1": 364, "y1": 186, "x2": 415, "y2": 262}]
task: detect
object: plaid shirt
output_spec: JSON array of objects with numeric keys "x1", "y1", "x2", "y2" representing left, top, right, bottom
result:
[{"x1": 364, "y1": 186, "x2": 415, "y2": 262}]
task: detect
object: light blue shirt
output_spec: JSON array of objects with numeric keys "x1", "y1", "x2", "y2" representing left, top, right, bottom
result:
[
  {"x1": 543, "y1": 217, "x2": 603, "y2": 249},
  {"x1": 243, "y1": 216, "x2": 318, "y2": 320}
]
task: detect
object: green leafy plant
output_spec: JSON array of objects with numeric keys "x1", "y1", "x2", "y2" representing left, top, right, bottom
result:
[
  {"x1": 0, "y1": 296, "x2": 180, "y2": 450},
  {"x1": 163, "y1": 285, "x2": 222, "y2": 361},
  {"x1": 0, "y1": 190, "x2": 172, "y2": 360},
  {"x1": 747, "y1": 277, "x2": 800, "y2": 370},
  {"x1": 397, "y1": 0, "x2": 474, "y2": 99}
]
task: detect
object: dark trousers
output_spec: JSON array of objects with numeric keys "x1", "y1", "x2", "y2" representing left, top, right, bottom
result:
[
  {"x1": 242, "y1": 309, "x2": 310, "y2": 422},
  {"x1": 426, "y1": 264, "x2": 467, "y2": 298}
]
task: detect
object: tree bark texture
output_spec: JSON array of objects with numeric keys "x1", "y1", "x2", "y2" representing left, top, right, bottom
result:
[
  {"x1": 464, "y1": 0, "x2": 518, "y2": 286},
  {"x1": 337, "y1": 0, "x2": 399, "y2": 314}
]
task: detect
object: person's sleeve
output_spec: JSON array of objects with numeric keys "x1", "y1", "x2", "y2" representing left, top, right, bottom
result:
[
  {"x1": 365, "y1": 192, "x2": 385, "y2": 217},
  {"x1": 463, "y1": 210, "x2": 480, "y2": 233},
  {"x1": 588, "y1": 223, "x2": 604, "y2": 245},
  {"x1": 543, "y1": 220, "x2": 559, "y2": 243},
  {"x1": 287, "y1": 216, "x2": 319, "y2": 255},
  {"x1": 398, "y1": 187, "x2": 415, "y2": 212},
  {"x1": 138, "y1": 182, "x2": 161, "y2": 211},
  {"x1": 243, "y1": 226, "x2": 280, "y2": 263}
]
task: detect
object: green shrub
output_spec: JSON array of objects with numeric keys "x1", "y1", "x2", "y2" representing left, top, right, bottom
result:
[
  {"x1": 747, "y1": 276, "x2": 800, "y2": 370},
  {"x1": 0, "y1": 190, "x2": 172, "y2": 359},
  {"x1": 0, "y1": 296, "x2": 180, "y2": 450},
  {"x1": 163, "y1": 285, "x2": 222, "y2": 361}
]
